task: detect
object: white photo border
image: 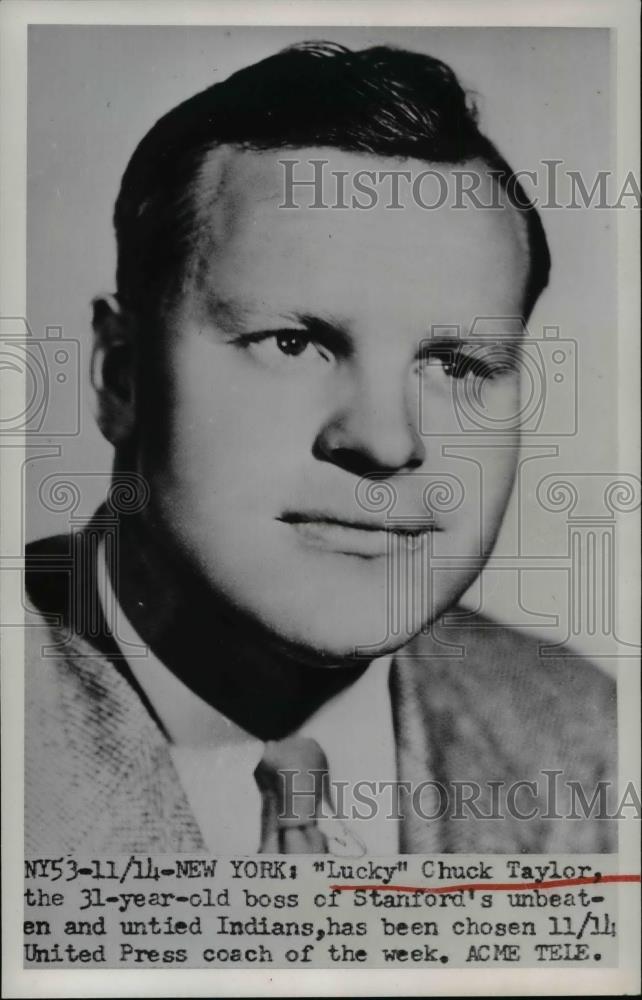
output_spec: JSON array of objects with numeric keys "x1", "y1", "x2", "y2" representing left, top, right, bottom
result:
[{"x1": 1, "y1": 1, "x2": 639, "y2": 997}]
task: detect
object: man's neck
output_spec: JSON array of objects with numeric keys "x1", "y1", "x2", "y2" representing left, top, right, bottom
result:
[{"x1": 109, "y1": 511, "x2": 370, "y2": 741}]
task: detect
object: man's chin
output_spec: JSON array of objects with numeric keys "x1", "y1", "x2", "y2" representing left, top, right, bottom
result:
[{"x1": 261, "y1": 609, "x2": 431, "y2": 666}]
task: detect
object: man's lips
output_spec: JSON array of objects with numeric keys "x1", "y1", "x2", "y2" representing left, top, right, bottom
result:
[{"x1": 277, "y1": 512, "x2": 439, "y2": 557}]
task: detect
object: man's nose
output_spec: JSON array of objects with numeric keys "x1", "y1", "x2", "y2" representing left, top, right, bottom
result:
[{"x1": 313, "y1": 372, "x2": 426, "y2": 477}]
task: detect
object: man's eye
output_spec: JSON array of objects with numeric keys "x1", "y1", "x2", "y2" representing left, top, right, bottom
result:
[
  {"x1": 237, "y1": 330, "x2": 333, "y2": 368},
  {"x1": 420, "y1": 348, "x2": 512, "y2": 381},
  {"x1": 275, "y1": 332, "x2": 312, "y2": 357}
]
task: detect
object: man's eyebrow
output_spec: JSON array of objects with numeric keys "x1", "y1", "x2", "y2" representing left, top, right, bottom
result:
[
  {"x1": 414, "y1": 331, "x2": 524, "y2": 358},
  {"x1": 419, "y1": 324, "x2": 525, "y2": 344}
]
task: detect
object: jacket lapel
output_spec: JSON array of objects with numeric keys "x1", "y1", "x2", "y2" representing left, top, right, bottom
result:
[
  {"x1": 390, "y1": 655, "x2": 444, "y2": 853},
  {"x1": 26, "y1": 517, "x2": 207, "y2": 854}
]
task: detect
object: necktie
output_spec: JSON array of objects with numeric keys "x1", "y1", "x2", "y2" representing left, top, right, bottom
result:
[{"x1": 254, "y1": 736, "x2": 329, "y2": 853}]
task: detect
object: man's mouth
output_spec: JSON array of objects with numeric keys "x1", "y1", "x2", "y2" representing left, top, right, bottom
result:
[{"x1": 277, "y1": 511, "x2": 438, "y2": 558}]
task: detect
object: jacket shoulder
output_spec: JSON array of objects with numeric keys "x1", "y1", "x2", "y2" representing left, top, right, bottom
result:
[
  {"x1": 393, "y1": 613, "x2": 617, "y2": 852},
  {"x1": 398, "y1": 610, "x2": 616, "y2": 785},
  {"x1": 429, "y1": 609, "x2": 616, "y2": 713}
]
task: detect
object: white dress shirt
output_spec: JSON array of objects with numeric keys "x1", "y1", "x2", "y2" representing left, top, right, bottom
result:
[{"x1": 97, "y1": 542, "x2": 399, "y2": 854}]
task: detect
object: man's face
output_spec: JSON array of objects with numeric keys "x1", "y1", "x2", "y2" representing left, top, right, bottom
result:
[{"x1": 135, "y1": 148, "x2": 529, "y2": 659}]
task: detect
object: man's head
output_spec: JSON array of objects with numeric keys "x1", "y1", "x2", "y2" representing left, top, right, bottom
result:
[{"x1": 92, "y1": 42, "x2": 550, "y2": 660}]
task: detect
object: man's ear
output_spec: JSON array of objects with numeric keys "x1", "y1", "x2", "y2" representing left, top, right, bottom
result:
[{"x1": 91, "y1": 295, "x2": 138, "y2": 445}]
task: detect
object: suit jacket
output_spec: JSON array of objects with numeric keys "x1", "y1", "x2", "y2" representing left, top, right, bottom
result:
[{"x1": 25, "y1": 521, "x2": 617, "y2": 854}]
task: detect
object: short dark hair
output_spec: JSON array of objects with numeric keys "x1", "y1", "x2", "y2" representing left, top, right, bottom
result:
[{"x1": 114, "y1": 41, "x2": 550, "y2": 322}]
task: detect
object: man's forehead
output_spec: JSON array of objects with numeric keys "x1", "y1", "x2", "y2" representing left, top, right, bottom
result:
[
  {"x1": 193, "y1": 144, "x2": 528, "y2": 242},
  {"x1": 186, "y1": 145, "x2": 530, "y2": 323}
]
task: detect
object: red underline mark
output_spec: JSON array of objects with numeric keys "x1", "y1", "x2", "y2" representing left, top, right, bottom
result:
[{"x1": 330, "y1": 874, "x2": 641, "y2": 894}]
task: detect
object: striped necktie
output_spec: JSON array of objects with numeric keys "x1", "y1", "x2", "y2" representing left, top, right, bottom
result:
[{"x1": 254, "y1": 736, "x2": 329, "y2": 853}]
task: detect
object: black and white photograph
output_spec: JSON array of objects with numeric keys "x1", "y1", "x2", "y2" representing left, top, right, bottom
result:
[{"x1": 1, "y1": 0, "x2": 640, "y2": 994}]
